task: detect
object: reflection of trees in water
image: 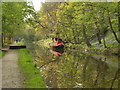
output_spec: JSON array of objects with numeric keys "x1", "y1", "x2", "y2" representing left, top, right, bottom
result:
[
  {"x1": 29, "y1": 45, "x2": 118, "y2": 88},
  {"x1": 89, "y1": 56, "x2": 109, "y2": 88},
  {"x1": 81, "y1": 55, "x2": 118, "y2": 88},
  {"x1": 43, "y1": 63, "x2": 59, "y2": 88},
  {"x1": 110, "y1": 69, "x2": 119, "y2": 88}
]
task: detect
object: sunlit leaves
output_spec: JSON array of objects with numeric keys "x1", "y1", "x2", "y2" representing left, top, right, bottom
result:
[{"x1": 33, "y1": 2, "x2": 118, "y2": 46}]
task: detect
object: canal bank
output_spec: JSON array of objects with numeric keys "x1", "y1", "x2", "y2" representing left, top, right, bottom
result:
[{"x1": 18, "y1": 49, "x2": 46, "y2": 88}]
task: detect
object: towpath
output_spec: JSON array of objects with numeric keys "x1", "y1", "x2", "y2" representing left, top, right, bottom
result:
[{"x1": 0, "y1": 43, "x2": 24, "y2": 88}]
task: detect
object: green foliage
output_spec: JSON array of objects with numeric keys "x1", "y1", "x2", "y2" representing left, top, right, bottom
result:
[
  {"x1": 37, "y1": 38, "x2": 52, "y2": 48},
  {"x1": 2, "y1": 2, "x2": 119, "y2": 49},
  {"x1": 0, "y1": 51, "x2": 6, "y2": 59},
  {"x1": 31, "y1": 2, "x2": 119, "y2": 48},
  {"x1": 3, "y1": 2, "x2": 24, "y2": 34},
  {"x1": 2, "y1": 2, "x2": 36, "y2": 46},
  {"x1": 0, "y1": 51, "x2": 2, "y2": 59}
]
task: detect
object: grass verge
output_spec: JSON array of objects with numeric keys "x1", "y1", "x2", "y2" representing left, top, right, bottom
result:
[
  {"x1": 0, "y1": 51, "x2": 6, "y2": 59},
  {"x1": 18, "y1": 49, "x2": 46, "y2": 88},
  {"x1": 0, "y1": 51, "x2": 2, "y2": 59}
]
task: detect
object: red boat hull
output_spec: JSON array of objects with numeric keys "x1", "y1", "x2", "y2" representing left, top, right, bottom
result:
[
  {"x1": 49, "y1": 49, "x2": 63, "y2": 56},
  {"x1": 50, "y1": 42, "x2": 64, "y2": 47}
]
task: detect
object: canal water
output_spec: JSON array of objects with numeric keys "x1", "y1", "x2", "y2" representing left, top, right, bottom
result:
[{"x1": 29, "y1": 44, "x2": 119, "y2": 88}]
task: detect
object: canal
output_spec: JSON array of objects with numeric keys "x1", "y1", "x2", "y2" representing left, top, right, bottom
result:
[{"x1": 29, "y1": 44, "x2": 119, "y2": 88}]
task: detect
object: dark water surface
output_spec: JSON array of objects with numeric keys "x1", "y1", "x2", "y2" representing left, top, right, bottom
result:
[{"x1": 29, "y1": 45, "x2": 119, "y2": 88}]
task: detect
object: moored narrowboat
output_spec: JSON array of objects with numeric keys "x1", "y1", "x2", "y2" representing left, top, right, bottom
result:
[
  {"x1": 49, "y1": 42, "x2": 64, "y2": 48},
  {"x1": 50, "y1": 38, "x2": 64, "y2": 48}
]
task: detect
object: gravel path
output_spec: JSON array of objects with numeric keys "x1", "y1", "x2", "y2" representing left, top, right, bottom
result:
[{"x1": 1, "y1": 50, "x2": 24, "y2": 88}]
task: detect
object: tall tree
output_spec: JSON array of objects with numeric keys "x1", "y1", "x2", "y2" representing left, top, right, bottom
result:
[{"x1": 2, "y1": 2, "x2": 35, "y2": 46}]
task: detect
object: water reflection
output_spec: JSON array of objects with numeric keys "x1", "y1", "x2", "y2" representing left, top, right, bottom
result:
[
  {"x1": 29, "y1": 45, "x2": 119, "y2": 88},
  {"x1": 49, "y1": 47, "x2": 64, "y2": 56}
]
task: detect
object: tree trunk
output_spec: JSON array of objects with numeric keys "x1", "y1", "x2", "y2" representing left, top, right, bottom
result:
[
  {"x1": 95, "y1": 23, "x2": 102, "y2": 44},
  {"x1": 96, "y1": 33, "x2": 102, "y2": 44},
  {"x1": 1, "y1": 33, "x2": 3, "y2": 48},
  {"x1": 3, "y1": 33, "x2": 6, "y2": 47},
  {"x1": 82, "y1": 24, "x2": 91, "y2": 47},
  {"x1": 103, "y1": 33, "x2": 107, "y2": 48},
  {"x1": 108, "y1": 16, "x2": 120, "y2": 43},
  {"x1": 82, "y1": 8, "x2": 91, "y2": 47}
]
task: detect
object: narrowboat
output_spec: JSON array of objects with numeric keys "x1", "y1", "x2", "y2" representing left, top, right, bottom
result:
[
  {"x1": 49, "y1": 48, "x2": 64, "y2": 56},
  {"x1": 49, "y1": 42, "x2": 64, "y2": 48}
]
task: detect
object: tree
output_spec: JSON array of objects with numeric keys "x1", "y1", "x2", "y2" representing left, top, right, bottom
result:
[{"x1": 2, "y1": 2, "x2": 35, "y2": 47}]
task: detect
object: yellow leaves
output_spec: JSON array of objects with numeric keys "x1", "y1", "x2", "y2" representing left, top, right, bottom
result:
[
  {"x1": 49, "y1": 33, "x2": 56, "y2": 37},
  {"x1": 35, "y1": 28, "x2": 38, "y2": 31},
  {"x1": 37, "y1": 38, "x2": 52, "y2": 48},
  {"x1": 82, "y1": 3, "x2": 86, "y2": 5}
]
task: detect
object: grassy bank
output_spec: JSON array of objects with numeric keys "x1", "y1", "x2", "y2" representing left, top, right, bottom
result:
[
  {"x1": 0, "y1": 51, "x2": 6, "y2": 59},
  {"x1": 0, "y1": 51, "x2": 2, "y2": 59},
  {"x1": 18, "y1": 49, "x2": 46, "y2": 88}
]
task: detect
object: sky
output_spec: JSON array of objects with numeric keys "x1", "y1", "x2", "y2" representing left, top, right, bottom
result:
[
  {"x1": 31, "y1": 0, "x2": 119, "y2": 11},
  {"x1": 32, "y1": 0, "x2": 45, "y2": 11}
]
